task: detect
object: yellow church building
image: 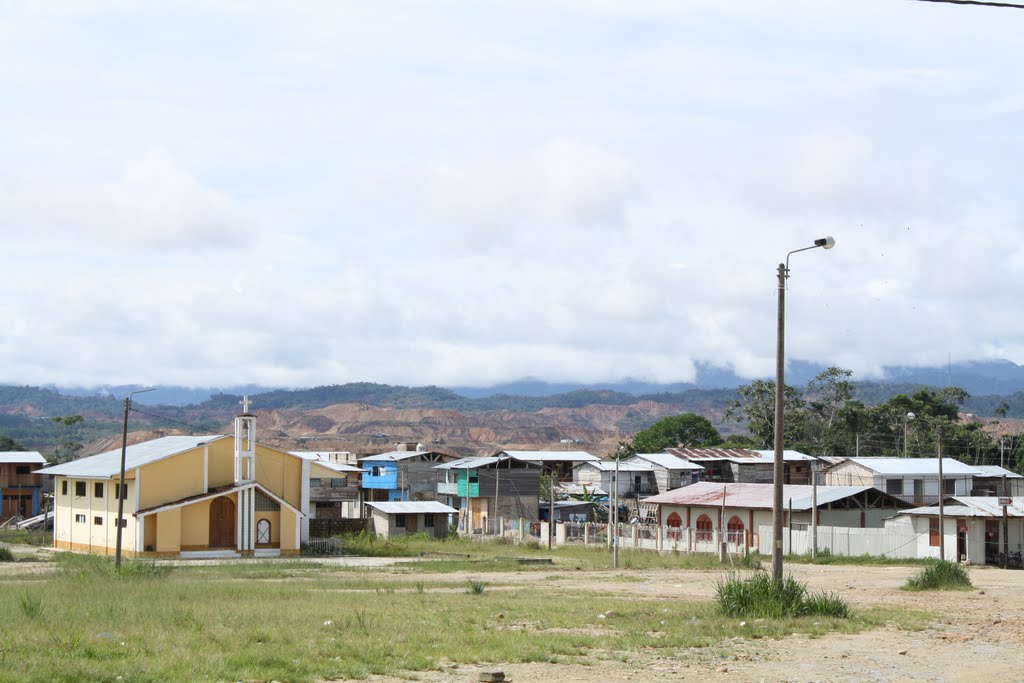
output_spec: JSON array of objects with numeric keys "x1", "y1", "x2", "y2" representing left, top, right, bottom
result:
[{"x1": 38, "y1": 403, "x2": 345, "y2": 558}]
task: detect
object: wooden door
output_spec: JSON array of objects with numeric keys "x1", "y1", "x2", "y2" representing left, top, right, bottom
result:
[{"x1": 209, "y1": 497, "x2": 235, "y2": 548}]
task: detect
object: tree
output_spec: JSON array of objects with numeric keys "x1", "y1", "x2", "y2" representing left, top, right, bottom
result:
[
  {"x1": 0, "y1": 434, "x2": 26, "y2": 451},
  {"x1": 627, "y1": 414, "x2": 722, "y2": 454},
  {"x1": 803, "y1": 367, "x2": 853, "y2": 456},
  {"x1": 725, "y1": 380, "x2": 805, "y2": 449},
  {"x1": 51, "y1": 415, "x2": 84, "y2": 463}
]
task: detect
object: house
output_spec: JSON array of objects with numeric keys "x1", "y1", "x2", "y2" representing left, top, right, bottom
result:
[
  {"x1": 543, "y1": 500, "x2": 597, "y2": 523},
  {"x1": 886, "y1": 496, "x2": 1024, "y2": 564},
  {"x1": 290, "y1": 452, "x2": 365, "y2": 521},
  {"x1": 574, "y1": 459, "x2": 659, "y2": 499},
  {"x1": 970, "y1": 465, "x2": 1024, "y2": 497},
  {"x1": 644, "y1": 481, "x2": 910, "y2": 550},
  {"x1": 359, "y1": 444, "x2": 456, "y2": 503},
  {"x1": 365, "y1": 501, "x2": 457, "y2": 539},
  {"x1": 495, "y1": 450, "x2": 600, "y2": 482},
  {"x1": 664, "y1": 448, "x2": 773, "y2": 483},
  {"x1": 750, "y1": 450, "x2": 821, "y2": 485},
  {"x1": 435, "y1": 454, "x2": 542, "y2": 533},
  {"x1": 627, "y1": 452, "x2": 704, "y2": 492},
  {"x1": 36, "y1": 402, "x2": 348, "y2": 558},
  {"x1": 823, "y1": 457, "x2": 982, "y2": 506},
  {"x1": 0, "y1": 451, "x2": 47, "y2": 522}
]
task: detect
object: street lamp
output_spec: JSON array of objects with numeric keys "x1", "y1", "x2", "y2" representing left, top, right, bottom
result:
[
  {"x1": 772, "y1": 236, "x2": 835, "y2": 583},
  {"x1": 904, "y1": 412, "x2": 916, "y2": 457},
  {"x1": 115, "y1": 387, "x2": 156, "y2": 568}
]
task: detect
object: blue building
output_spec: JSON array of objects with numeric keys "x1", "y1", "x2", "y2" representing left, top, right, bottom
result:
[{"x1": 359, "y1": 445, "x2": 455, "y2": 504}]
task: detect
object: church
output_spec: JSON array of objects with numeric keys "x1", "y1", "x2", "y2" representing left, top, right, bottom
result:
[{"x1": 38, "y1": 399, "x2": 344, "y2": 558}]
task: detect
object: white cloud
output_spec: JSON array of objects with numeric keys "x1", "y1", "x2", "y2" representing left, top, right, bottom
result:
[{"x1": 0, "y1": 1, "x2": 1021, "y2": 389}]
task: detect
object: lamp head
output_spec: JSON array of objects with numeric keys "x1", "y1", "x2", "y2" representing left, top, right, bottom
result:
[
  {"x1": 907, "y1": 412, "x2": 915, "y2": 420},
  {"x1": 814, "y1": 236, "x2": 836, "y2": 249}
]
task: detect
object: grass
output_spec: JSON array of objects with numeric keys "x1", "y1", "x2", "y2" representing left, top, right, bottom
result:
[
  {"x1": 0, "y1": 556, "x2": 919, "y2": 682},
  {"x1": 0, "y1": 529, "x2": 52, "y2": 547},
  {"x1": 903, "y1": 560, "x2": 973, "y2": 591},
  {"x1": 786, "y1": 550, "x2": 939, "y2": 567},
  {"x1": 715, "y1": 571, "x2": 851, "y2": 619},
  {"x1": 0, "y1": 545, "x2": 14, "y2": 562}
]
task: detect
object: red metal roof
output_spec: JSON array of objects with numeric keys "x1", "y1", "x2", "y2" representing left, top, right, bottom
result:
[{"x1": 664, "y1": 447, "x2": 764, "y2": 462}]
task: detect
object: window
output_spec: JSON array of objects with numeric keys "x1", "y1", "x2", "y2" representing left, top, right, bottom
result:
[
  {"x1": 695, "y1": 514, "x2": 713, "y2": 542},
  {"x1": 94, "y1": 516, "x2": 103, "y2": 525},
  {"x1": 666, "y1": 512, "x2": 683, "y2": 541},
  {"x1": 310, "y1": 478, "x2": 322, "y2": 487},
  {"x1": 331, "y1": 476, "x2": 348, "y2": 488},
  {"x1": 95, "y1": 482, "x2": 104, "y2": 498},
  {"x1": 395, "y1": 514, "x2": 407, "y2": 528},
  {"x1": 726, "y1": 515, "x2": 745, "y2": 545},
  {"x1": 257, "y1": 519, "x2": 271, "y2": 544},
  {"x1": 115, "y1": 484, "x2": 128, "y2": 500},
  {"x1": 115, "y1": 518, "x2": 127, "y2": 528},
  {"x1": 62, "y1": 481, "x2": 68, "y2": 496},
  {"x1": 75, "y1": 481, "x2": 86, "y2": 497},
  {"x1": 15, "y1": 465, "x2": 30, "y2": 474},
  {"x1": 424, "y1": 514, "x2": 435, "y2": 528},
  {"x1": 372, "y1": 466, "x2": 385, "y2": 477},
  {"x1": 74, "y1": 514, "x2": 86, "y2": 524},
  {"x1": 254, "y1": 490, "x2": 280, "y2": 512},
  {"x1": 944, "y1": 479, "x2": 956, "y2": 495},
  {"x1": 929, "y1": 518, "x2": 940, "y2": 547},
  {"x1": 885, "y1": 478, "x2": 903, "y2": 495}
]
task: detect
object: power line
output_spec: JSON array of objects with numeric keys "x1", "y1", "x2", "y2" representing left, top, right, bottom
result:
[
  {"x1": 913, "y1": 0, "x2": 1024, "y2": 7},
  {"x1": 129, "y1": 407, "x2": 219, "y2": 435}
]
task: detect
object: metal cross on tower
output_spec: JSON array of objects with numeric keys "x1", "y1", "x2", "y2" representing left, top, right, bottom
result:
[{"x1": 240, "y1": 395, "x2": 252, "y2": 414}]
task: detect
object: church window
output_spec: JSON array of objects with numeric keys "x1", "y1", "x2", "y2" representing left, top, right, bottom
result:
[{"x1": 254, "y1": 490, "x2": 280, "y2": 512}]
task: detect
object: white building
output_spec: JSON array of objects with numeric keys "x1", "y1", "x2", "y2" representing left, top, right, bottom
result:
[{"x1": 823, "y1": 457, "x2": 981, "y2": 506}]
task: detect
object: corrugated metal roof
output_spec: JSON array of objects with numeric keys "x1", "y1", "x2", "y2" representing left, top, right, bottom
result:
[
  {"x1": 581, "y1": 460, "x2": 654, "y2": 472},
  {"x1": 973, "y1": 465, "x2": 1024, "y2": 479},
  {"x1": 665, "y1": 447, "x2": 765, "y2": 463},
  {"x1": 751, "y1": 450, "x2": 820, "y2": 462},
  {"x1": 630, "y1": 453, "x2": 704, "y2": 470},
  {"x1": 310, "y1": 460, "x2": 365, "y2": 474},
  {"x1": 365, "y1": 501, "x2": 457, "y2": 514},
  {"x1": 435, "y1": 456, "x2": 503, "y2": 470},
  {"x1": 358, "y1": 451, "x2": 434, "y2": 462},
  {"x1": 36, "y1": 435, "x2": 227, "y2": 479},
  {"x1": 644, "y1": 481, "x2": 883, "y2": 511},
  {"x1": 0, "y1": 451, "x2": 47, "y2": 464},
  {"x1": 900, "y1": 497, "x2": 1024, "y2": 517},
  {"x1": 497, "y1": 450, "x2": 600, "y2": 462},
  {"x1": 560, "y1": 483, "x2": 607, "y2": 497},
  {"x1": 846, "y1": 457, "x2": 982, "y2": 476}
]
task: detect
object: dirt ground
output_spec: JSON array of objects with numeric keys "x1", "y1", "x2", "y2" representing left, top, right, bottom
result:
[
  {"x1": 359, "y1": 562, "x2": 1024, "y2": 683},
  {"x1": 6, "y1": 547, "x2": 1022, "y2": 682}
]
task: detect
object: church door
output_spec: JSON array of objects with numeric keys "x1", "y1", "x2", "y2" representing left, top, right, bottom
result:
[{"x1": 209, "y1": 497, "x2": 235, "y2": 548}]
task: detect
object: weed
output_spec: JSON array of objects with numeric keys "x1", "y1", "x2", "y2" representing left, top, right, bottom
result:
[
  {"x1": 903, "y1": 560, "x2": 973, "y2": 591},
  {"x1": 715, "y1": 571, "x2": 851, "y2": 619},
  {"x1": 0, "y1": 546, "x2": 13, "y2": 562},
  {"x1": 19, "y1": 592, "x2": 43, "y2": 618},
  {"x1": 467, "y1": 579, "x2": 487, "y2": 595}
]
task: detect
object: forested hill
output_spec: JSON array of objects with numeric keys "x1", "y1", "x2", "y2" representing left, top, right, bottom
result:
[{"x1": 3, "y1": 381, "x2": 1024, "y2": 418}]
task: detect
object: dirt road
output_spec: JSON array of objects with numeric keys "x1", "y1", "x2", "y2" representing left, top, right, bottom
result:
[{"x1": 363, "y1": 563, "x2": 1024, "y2": 683}]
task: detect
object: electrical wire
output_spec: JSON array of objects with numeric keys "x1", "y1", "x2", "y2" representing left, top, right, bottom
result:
[{"x1": 913, "y1": 0, "x2": 1024, "y2": 8}]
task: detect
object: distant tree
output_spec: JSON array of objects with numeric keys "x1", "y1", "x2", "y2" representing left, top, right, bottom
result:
[
  {"x1": 51, "y1": 415, "x2": 84, "y2": 463},
  {"x1": 627, "y1": 414, "x2": 722, "y2": 455},
  {"x1": 725, "y1": 380, "x2": 805, "y2": 450},
  {"x1": 0, "y1": 434, "x2": 25, "y2": 451}
]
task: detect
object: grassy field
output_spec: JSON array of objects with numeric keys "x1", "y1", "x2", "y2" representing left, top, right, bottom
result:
[{"x1": 0, "y1": 549, "x2": 928, "y2": 683}]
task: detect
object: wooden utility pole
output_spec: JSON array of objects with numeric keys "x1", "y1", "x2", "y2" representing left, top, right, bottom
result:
[
  {"x1": 937, "y1": 427, "x2": 945, "y2": 561},
  {"x1": 811, "y1": 463, "x2": 818, "y2": 561}
]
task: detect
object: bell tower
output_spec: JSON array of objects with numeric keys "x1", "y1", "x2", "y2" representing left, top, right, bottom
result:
[{"x1": 234, "y1": 396, "x2": 256, "y2": 483}]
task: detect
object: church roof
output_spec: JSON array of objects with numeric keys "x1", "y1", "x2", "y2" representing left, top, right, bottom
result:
[{"x1": 36, "y1": 435, "x2": 227, "y2": 479}]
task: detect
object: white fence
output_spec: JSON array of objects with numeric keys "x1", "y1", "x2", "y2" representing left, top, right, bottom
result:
[{"x1": 757, "y1": 524, "x2": 922, "y2": 559}]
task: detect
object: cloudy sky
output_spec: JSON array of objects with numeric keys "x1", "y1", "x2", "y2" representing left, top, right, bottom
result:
[{"x1": 2, "y1": 1, "x2": 1023, "y2": 390}]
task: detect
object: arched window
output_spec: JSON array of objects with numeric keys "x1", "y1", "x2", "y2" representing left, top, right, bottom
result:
[
  {"x1": 726, "y1": 515, "x2": 744, "y2": 545},
  {"x1": 667, "y1": 512, "x2": 683, "y2": 541},
  {"x1": 257, "y1": 519, "x2": 271, "y2": 545},
  {"x1": 696, "y1": 514, "x2": 713, "y2": 542}
]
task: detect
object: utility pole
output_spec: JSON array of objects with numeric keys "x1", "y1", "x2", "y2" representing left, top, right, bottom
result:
[
  {"x1": 811, "y1": 462, "x2": 818, "y2": 561},
  {"x1": 115, "y1": 387, "x2": 155, "y2": 569},
  {"x1": 1003, "y1": 473, "x2": 1010, "y2": 569},
  {"x1": 493, "y1": 458, "x2": 501, "y2": 537},
  {"x1": 612, "y1": 457, "x2": 619, "y2": 568},
  {"x1": 937, "y1": 427, "x2": 945, "y2": 561}
]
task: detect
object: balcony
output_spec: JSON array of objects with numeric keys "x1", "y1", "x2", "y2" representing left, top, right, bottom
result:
[{"x1": 437, "y1": 482, "x2": 459, "y2": 495}]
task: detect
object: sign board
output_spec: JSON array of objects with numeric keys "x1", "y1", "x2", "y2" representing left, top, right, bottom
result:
[{"x1": 999, "y1": 497, "x2": 1012, "y2": 506}]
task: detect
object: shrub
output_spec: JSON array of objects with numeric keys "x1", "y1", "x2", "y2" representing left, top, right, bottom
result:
[
  {"x1": 467, "y1": 579, "x2": 487, "y2": 595},
  {"x1": 903, "y1": 560, "x2": 972, "y2": 591},
  {"x1": 19, "y1": 592, "x2": 43, "y2": 618},
  {"x1": 715, "y1": 571, "x2": 850, "y2": 619},
  {"x1": 0, "y1": 545, "x2": 14, "y2": 562}
]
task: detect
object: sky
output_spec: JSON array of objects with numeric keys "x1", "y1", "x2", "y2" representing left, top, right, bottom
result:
[{"x1": 2, "y1": 0, "x2": 1023, "y2": 390}]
